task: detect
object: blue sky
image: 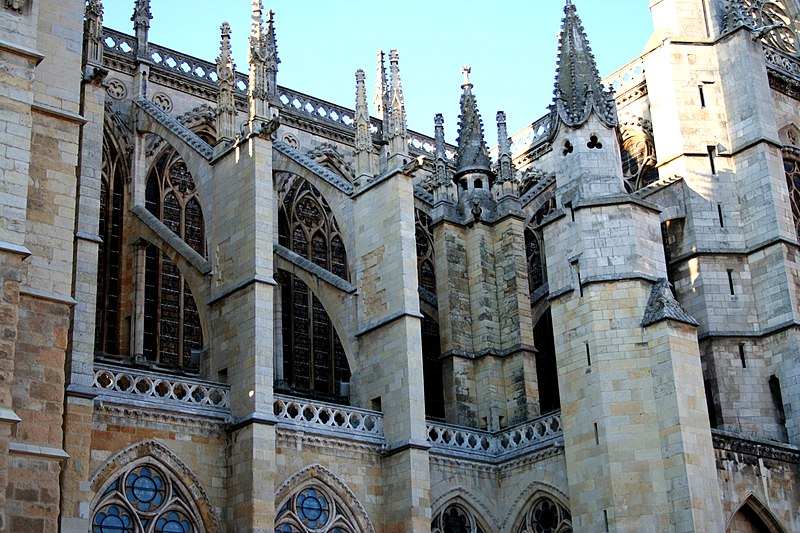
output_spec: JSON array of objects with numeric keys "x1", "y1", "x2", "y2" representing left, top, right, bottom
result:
[{"x1": 103, "y1": 1, "x2": 654, "y2": 141}]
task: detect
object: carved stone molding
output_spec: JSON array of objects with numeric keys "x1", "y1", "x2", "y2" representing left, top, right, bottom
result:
[{"x1": 4, "y1": 0, "x2": 28, "y2": 13}]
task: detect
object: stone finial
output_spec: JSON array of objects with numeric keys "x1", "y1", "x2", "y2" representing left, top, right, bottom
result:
[
  {"x1": 455, "y1": 69, "x2": 492, "y2": 179},
  {"x1": 216, "y1": 22, "x2": 237, "y2": 143},
  {"x1": 248, "y1": 3, "x2": 280, "y2": 123},
  {"x1": 132, "y1": 0, "x2": 152, "y2": 58},
  {"x1": 388, "y1": 49, "x2": 408, "y2": 141},
  {"x1": 461, "y1": 65, "x2": 472, "y2": 88},
  {"x1": 354, "y1": 69, "x2": 373, "y2": 181},
  {"x1": 84, "y1": 0, "x2": 104, "y2": 66},
  {"x1": 496, "y1": 111, "x2": 514, "y2": 184},
  {"x1": 552, "y1": 0, "x2": 617, "y2": 129}
]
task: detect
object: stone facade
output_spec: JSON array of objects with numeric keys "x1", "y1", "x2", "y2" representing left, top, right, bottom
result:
[{"x1": 3, "y1": 0, "x2": 800, "y2": 532}]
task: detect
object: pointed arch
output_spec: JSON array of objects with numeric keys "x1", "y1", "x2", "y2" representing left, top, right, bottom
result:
[
  {"x1": 275, "y1": 463, "x2": 376, "y2": 533},
  {"x1": 142, "y1": 143, "x2": 207, "y2": 371},
  {"x1": 431, "y1": 487, "x2": 498, "y2": 533},
  {"x1": 726, "y1": 493, "x2": 786, "y2": 533},
  {"x1": 89, "y1": 439, "x2": 220, "y2": 533},
  {"x1": 506, "y1": 483, "x2": 571, "y2": 532}
]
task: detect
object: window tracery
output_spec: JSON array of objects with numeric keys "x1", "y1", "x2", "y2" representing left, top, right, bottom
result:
[
  {"x1": 143, "y1": 147, "x2": 205, "y2": 371},
  {"x1": 784, "y1": 154, "x2": 800, "y2": 241},
  {"x1": 431, "y1": 503, "x2": 485, "y2": 533},
  {"x1": 277, "y1": 175, "x2": 350, "y2": 401},
  {"x1": 96, "y1": 135, "x2": 127, "y2": 356},
  {"x1": 619, "y1": 118, "x2": 658, "y2": 193},
  {"x1": 91, "y1": 463, "x2": 201, "y2": 533},
  {"x1": 734, "y1": 0, "x2": 800, "y2": 55},
  {"x1": 415, "y1": 209, "x2": 437, "y2": 294},
  {"x1": 526, "y1": 197, "x2": 555, "y2": 294},
  {"x1": 274, "y1": 485, "x2": 358, "y2": 533},
  {"x1": 517, "y1": 497, "x2": 572, "y2": 533}
]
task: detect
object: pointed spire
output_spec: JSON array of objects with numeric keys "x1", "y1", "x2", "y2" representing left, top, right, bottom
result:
[
  {"x1": 84, "y1": 0, "x2": 104, "y2": 66},
  {"x1": 496, "y1": 111, "x2": 514, "y2": 184},
  {"x1": 216, "y1": 22, "x2": 237, "y2": 143},
  {"x1": 248, "y1": 2, "x2": 280, "y2": 123},
  {"x1": 132, "y1": 0, "x2": 152, "y2": 59},
  {"x1": 455, "y1": 66, "x2": 492, "y2": 178},
  {"x1": 552, "y1": 0, "x2": 617, "y2": 129},
  {"x1": 388, "y1": 50, "x2": 408, "y2": 141}
]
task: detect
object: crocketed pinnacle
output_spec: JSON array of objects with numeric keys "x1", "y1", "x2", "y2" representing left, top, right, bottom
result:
[
  {"x1": 455, "y1": 66, "x2": 492, "y2": 178},
  {"x1": 354, "y1": 69, "x2": 371, "y2": 152},
  {"x1": 132, "y1": 0, "x2": 152, "y2": 31},
  {"x1": 216, "y1": 22, "x2": 237, "y2": 141},
  {"x1": 434, "y1": 113, "x2": 449, "y2": 186},
  {"x1": 552, "y1": 1, "x2": 617, "y2": 129}
]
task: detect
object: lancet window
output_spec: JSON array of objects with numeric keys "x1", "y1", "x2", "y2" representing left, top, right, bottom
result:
[
  {"x1": 784, "y1": 154, "x2": 800, "y2": 241},
  {"x1": 431, "y1": 503, "x2": 485, "y2": 533},
  {"x1": 91, "y1": 463, "x2": 202, "y2": 533},
  {"x1": 415, "y1": 209, "x2": 436, "y2": 294},
  {"x1": 526, "y1": 197, "x2": 556, "y2": 294},
  {"x1": 96, "y1": 135, "x2": 127, "y2": 356},
  {"x1": 620, "y1": 121, "x2": 658, "y2": 193},
  {"x1": 517, "y1": 496, "x2": 572, "y2": 533},
  {"x1": 143, "y1": 148, "x2": 205, "y2": 371},
  {"x1": 274, "y1": 485, "x2": 358, "y2": 533},
  {"x1": 277, "y1": 174, "x2": 350, "y2": 401}
]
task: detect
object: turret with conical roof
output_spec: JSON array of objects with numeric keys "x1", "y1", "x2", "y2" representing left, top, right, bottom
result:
[{"x1": 552, "y1": 0, "x2": 617, "y2": 130}]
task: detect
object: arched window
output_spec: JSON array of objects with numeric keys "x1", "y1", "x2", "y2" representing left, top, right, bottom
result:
[
  {"x1": 416, "y1": 209, "x2": 436, "y2": 294},
  {"x1": 91, "y1": 462, "x2": 203, "y2": 533},
  {"x1": 534, "y1": 310, "x2": 560, "y2": 414},
  {"x1": 783, "y1": 153, "x2": 800, "y2": 241},
  {"x1": 619, "y1": 122, "x2": 658, "y2": 193},
  {"x1": 431, "y1": 503, "x2": 485, "y2": 533},
  {"x1": 517, "y1": 496, "x2": 572, "y2": 533},
  {"x1": 277, "y1": 174, "x2": 350, "y2": 401},
  {"x1": 422, "y1": 313, "x2": 445, "y2": 420},
  {"x1": 143, "y1": 148, "x2": 205, "y2": 371},
  {"x1": 96, "y1": 134, "x2": 127, "y2": 355},
  {"x1": 526, "y1": 197, "x2": 555, "y2": 294}
]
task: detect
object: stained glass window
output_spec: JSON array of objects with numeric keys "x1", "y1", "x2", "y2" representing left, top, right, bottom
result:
[
  {"x1": 91, "y1": 463, "x2": 201, "y2": 533},
  {"x1": 620, "y1": 124, "x2": 658, "y2": 193},
  {"x1": 275, "y1": 484, "x2": 358, "y2": 533},
  {"x1": 431, "y1": 503, "x2": 485, "y2": 533},
  {"x1": 784, "y1": 157, "x2": 800, "y2": 241},
  {"x1": 143, "y1": 146, "x2": 205, "y2": 371},
  {"x1": 277, "y1": 174, "x2": 350, "y2": 401},
  {"x1": 415, "y1": 209, "x2": 436, "y2": 293},
  {"x1": 526, "y1": 197, "x2": 555, "y2": 294},
  {"x1": 517, "y1": 497, "x2": 572, "y2": 533},
  {"x1": 95, "y1": 136, "x2": 127, "y2": 355}
]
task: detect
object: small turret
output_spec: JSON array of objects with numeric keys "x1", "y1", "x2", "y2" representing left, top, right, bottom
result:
[
  {"x1": 494, "y1": 111, "x2": 517, "y2": 199},
  {"x1": 387, "y1": 50, "x2": 409, "y2": 164}
]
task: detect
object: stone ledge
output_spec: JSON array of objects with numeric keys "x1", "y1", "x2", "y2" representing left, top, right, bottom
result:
[
  {"x1": 19, "y1": 286, "x2": 77, "y2": 306},
  {"x1": 0, "y1": 407, "x2": 21, "y2": 425},
  {"x1": 0, "y1": 240, "x2": 31, "y2": 258},
  {"x1": 8, "y1": 442, "x2": 69, "y2": 461},
  {"x1": 713, "y1": 429, "x2": 800, "y2": 464},
  {"x1": 31, "y1": 101, "x2": 87, "y2": 125},
  {"x1": 0, "y1": 37, "x2": 44, "y2": 64}
]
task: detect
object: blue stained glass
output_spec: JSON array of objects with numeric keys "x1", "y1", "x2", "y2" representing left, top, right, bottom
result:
[
  {"x1": 274, "y1": 524, "x2": 300, "y2": 533},
  {"x1": 155, "y1": 511, "x2": 192, "y2": 533},
  {"x1": 93, "y1": 505, "x2": 133, "y2": 533},
  {"x1": 296, "y1": 488, "x2": 330, "y2": 528},
  {"x1": 125, "y1": 466, "x2": 167, "y2": 512}
]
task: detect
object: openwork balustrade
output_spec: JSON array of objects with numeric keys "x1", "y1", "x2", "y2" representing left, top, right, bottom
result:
[
  {"x1": 427, "y1": 411, "x2": 562, "y2": 460},
  {"x1": 92, "y1": 363, "x2": 229, "y2": 410},
  {"x1": 603, "y1": 58, "x2": 646, "y2": 95},
  {"x1": 102, "y1": 28, "x2": 454, "y2": 160},
  {"x1": 273, "y1": 395, "x2": 384, "y2": 439},
  {"x1": 509, "y1": 115, "x2": 553, "y2": 158}
]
